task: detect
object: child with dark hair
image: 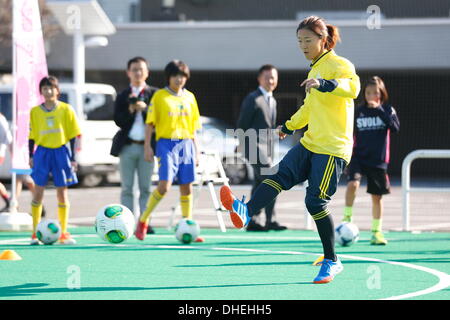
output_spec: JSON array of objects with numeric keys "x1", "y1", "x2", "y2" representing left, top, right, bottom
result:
[
  {"x1": 343, "y1": 76, "x2": 400, "y2": 245},
  {"x1": 135, "y1": 60, "x2": 203, "y2": 242},
  {"x1": 220, "y1": 16, "x2": 360, "y2": 284},
  {"x1": 29, "y1": 76, "x2": 81, "y2": 245}
]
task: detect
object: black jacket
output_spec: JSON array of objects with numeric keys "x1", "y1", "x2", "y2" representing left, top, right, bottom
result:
[
  {"x1": 236, "y1": 88, "x2": 277, "y2": 166},
  {"x1": 110, "y1": 85, "x2": 158, "y2": 157}
]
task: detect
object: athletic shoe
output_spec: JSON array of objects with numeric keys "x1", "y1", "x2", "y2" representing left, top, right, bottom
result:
[
  {"x1": 313, "y1": 258, "x2": 344, "y2": 284},
  {"x1": 30, "y1": 233, "x2": 41, "y2": 245},
  {"x1": 220, "y1": 186, "x2": 249, "y2": 229},
  {"x1": 312, "y1": 255, "x2": 324, "y2": 266},
  {"x1": 194, "y1": 236, "x2": 205, "y2": 243},
  {"x1": 59, "y1": 232, "x2": 77, "y2": 245},
  {"x1": 370, "y1": 231, "x2": 388, "y2": 245},
  {"x1": 135, "y1": 220, "x2": 148, "y2": 240}
]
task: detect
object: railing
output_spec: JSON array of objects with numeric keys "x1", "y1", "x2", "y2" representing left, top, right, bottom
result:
[{"x1": 401, "y1": 149, "x2": 450, "y2": 231}]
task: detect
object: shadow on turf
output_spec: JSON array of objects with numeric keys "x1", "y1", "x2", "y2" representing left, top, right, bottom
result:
[{"x1": 0, "y1": 281, "x2": 314, "y2": 298}]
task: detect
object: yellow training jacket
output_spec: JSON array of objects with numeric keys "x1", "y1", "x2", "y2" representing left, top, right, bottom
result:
[{"x1": 285, "y1": 50, "x2": 360, "y2": 163}]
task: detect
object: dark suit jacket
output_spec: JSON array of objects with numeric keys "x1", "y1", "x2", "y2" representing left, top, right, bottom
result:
[
  {"x1": 236, "y1": 88, "x2": 277, "y2": 166},
  {"x1": 110, "y1": 85, "x2": 158, "y2": 157}
]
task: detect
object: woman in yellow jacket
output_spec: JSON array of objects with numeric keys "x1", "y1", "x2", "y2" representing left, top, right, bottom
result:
[{"x1": 220, "y1": 16, "x2": 360, "y2": 284}]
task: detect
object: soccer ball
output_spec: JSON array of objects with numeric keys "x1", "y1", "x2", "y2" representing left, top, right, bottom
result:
[
  {"x1": 335, "y1": 222, "x2": 360, "y2": 247},
  {"x1": 175, "y1": 219, "x2": 200, "y2": 244},
  {"x1": 36, "y1": 219, "x2": 62, "y2": 245},
  {"x1": 95, "y1": 204, "x2": 135, "y2": 244}
]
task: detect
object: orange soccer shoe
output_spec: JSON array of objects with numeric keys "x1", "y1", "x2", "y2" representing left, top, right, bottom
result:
[
  {"x1": 220, "y1": 186, "x2": 249, "y2": 229},
  {"x1": 135, "y1": 220, "x2": 148, "y2": 241},
  {"x1": 59, "y1": 232, "x2": 77, "y2": 245}
]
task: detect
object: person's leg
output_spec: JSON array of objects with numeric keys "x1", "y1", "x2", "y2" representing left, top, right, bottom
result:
[
  {"x1": 119, "y1": 144, "x2": 137, "y2": 212},
  {"x1": 246, "y1": 164, "x2": 266, "y2": 230},
  {"x1": 0, "y1": 182, "x2": 9, "y2": 211},
  {"x1": 366, "y1": 168, "x2": 390, "y2": 245},
  {"x1": 30, "y1": 146, "x2": 50, "y2": 242},
  {"x1": 343, "y1": 161, "x2": 361, "y2": 222},
  {"x1": 306, "y1": 154, "x2": 346, "y2": 284},
  {"x1": 31, "y1": 185, "x2": 45, "y2": 235},
  {"x1": 56, "y1": 186, "x2": 69, "y2": 234},
  {"x1": 221, "y1": 144, "x2": 310, "y2": 228},
  {"x1": 371, "y1": 194, "x2": 383, "y2": 229},
  {"x1": 140, "y1": 180, "x2": 171, "y2": 223},
  {"x1": 179, "y1": 183, "x2": 193, "y2": 219},
  {"x1": 137, "y1": 147, "x2": 154, "y2": 215},
  {"x1": 306, "y1": 154, "x2": 346, "y2": 262},
  {"x1": 343, "y1": 180, "x2": 359, "y2": 222},
  {"x1": 21, "y1": 175, "x2": 45, "y2": 217},
  {"x1": 260, "y1": 164, "x2": 285, "y2": 230}
]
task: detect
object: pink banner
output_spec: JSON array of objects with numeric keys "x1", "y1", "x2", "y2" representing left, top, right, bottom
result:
[{"x1": 12, "y1": 0, "x2": 48, "y2": 172}]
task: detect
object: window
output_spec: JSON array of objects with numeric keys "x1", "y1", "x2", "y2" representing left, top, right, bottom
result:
[
  {"x1": 83, "y1": 93, "x2": 115, "y2": 120},
  {"x1": 0, "y1": 93, "x2": 12, "y2": 121}
]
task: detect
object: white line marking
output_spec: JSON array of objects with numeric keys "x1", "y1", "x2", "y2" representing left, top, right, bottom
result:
[{"x1": 0, "y1": 234, "x2": 448, "y2": 299}]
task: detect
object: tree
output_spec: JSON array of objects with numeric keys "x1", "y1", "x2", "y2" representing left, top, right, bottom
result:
[{"x1": 0, "y1": 0, "x2": 60, "y2": 47}]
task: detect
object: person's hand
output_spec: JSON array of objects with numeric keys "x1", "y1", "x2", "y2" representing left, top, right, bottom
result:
[
  {"x1": 0, "y1": 156, "x2": 4, "y2": 165},
  {"x1": 71, "y1": 161, "x2": 78, "y2": 172},
  {"x1": 300, "y1": 78, "x2": 320, "y2": 93},
  {"x1": 144, "y1": 146, "x2": 154, "y2": 162},
  {"x1": 276, "y1": 125, "x2": 287, "y2": 140},
  {"x1": 134, "y1": 101, "x2": 147, "y2": 112}
]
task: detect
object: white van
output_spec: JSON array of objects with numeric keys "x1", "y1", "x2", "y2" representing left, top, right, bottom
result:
[{"x1": 0, "y1": 82, "x2": 119, "y2": 187}]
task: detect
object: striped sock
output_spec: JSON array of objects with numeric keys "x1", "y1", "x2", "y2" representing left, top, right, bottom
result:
[
  {"x1": 140, "y1": 189, "x2": 164, "y2": 223},
  {"x1": 246, "y1": 179, "x2": 282, "y2": 216},
  {"x1": 180, "y1": 194, "x2": 193, "y2": 220}
]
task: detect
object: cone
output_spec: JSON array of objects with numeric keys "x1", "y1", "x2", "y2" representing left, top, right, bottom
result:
[
  {"x1": 312, "y1": 255, "x2": 324, "y2": 266},
  {"x1": 0, "y1": 250, "x2": 22, "y2": 260}
]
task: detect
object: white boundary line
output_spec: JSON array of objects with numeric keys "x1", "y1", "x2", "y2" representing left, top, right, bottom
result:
[{"x1": 1, "y1": 234, "x2": 449, "y2": 300}]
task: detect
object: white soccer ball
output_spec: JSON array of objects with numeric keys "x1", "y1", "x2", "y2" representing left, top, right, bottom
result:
[
  {"x1": 36, "y1": 219, "x2": 62, "y2": 245},
  {"x1": 95, "y1": 204, "x2": 135, "y2": 244},
  {"x1": 175, "y1": 219, "x2": 200, "y2": 244},
  {"x1": 335, "y1": 222, "x2": 360, "y2": 247}
]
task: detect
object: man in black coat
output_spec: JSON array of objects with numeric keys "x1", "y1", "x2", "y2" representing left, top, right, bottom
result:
[
  {"x1": 236, "y1": 64, "x2": 287, "y2": 231},
  {"x1": 111, "y1": 57, "x2": 158, "y2": 233}
]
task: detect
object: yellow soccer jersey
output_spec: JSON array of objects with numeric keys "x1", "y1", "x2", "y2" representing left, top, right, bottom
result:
[
  {"x1": 284, "y1": 50, "x2": 360, "y2": 163},
  {"x1": 29, "y1": 101, "x2": 81, "y2": 148},
  {"x1": 146, "y1": 88, "x2": 201, "y2": 140}
]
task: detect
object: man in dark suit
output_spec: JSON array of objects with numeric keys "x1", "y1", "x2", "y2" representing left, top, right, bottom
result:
[
  {"x1": 111, "y1": 57, "x2": 158, "y2": 233},
  {"x1": 236, "y1": 64, "x2": 287, "y2": 231}
]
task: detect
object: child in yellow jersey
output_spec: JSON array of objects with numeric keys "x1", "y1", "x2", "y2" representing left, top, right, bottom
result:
[
  {"x1": 220, "y1": 16, "x2": 360, "y2": 284},
  {"x1": 135, "y1": 60, "x2": 202, "y2": 241},
  {"x1": 29, "y1": 76, "x2": 81, "y2": 245}
]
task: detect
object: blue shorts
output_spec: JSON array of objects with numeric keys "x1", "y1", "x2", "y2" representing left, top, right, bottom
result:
[
  {"x1": 31, "y1": 145, "x2": 78, "y2": 187},
  {"x1": 156, "y1": 139, "x2": 196, "y2": 184}
]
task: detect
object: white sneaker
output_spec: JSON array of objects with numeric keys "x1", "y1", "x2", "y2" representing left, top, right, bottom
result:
[{"x1": 59, "y1": 233, "x2": 77, "y2": 245}]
